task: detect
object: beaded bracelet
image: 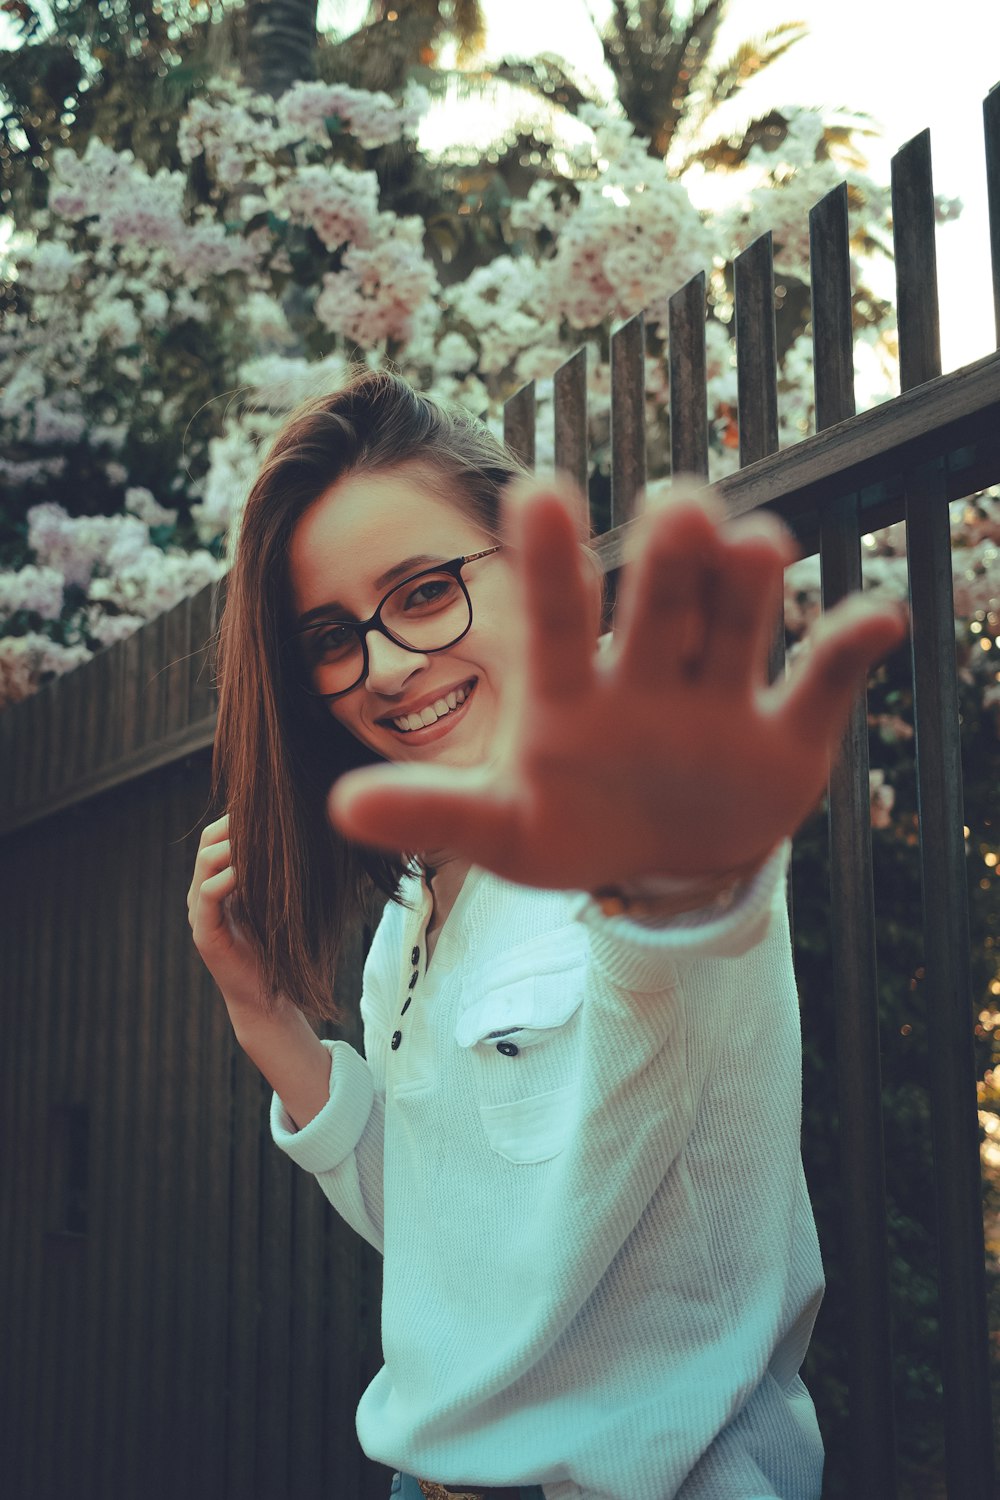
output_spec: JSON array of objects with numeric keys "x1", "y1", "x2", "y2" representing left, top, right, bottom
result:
[{"x1": 590, "y1": 853, "x2": 772, "y2": 921}]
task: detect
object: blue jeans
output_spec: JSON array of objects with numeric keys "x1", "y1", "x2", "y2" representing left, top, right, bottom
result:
[{"x1": 390, "y1": 1474, "x2": 546, "y2": 1500}]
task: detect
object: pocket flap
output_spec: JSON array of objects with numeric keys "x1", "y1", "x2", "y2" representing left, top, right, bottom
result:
[{"x1": 455, "y1": 974, "x2": 584, "y2": 1050}]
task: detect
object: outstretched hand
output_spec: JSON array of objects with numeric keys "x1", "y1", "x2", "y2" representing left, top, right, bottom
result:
[{"x1": 328, "y1": 480, "x2": 907, "y2": 892}]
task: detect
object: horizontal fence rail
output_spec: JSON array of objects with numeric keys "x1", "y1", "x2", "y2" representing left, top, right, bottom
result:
[{"x1": 2, "y1": 88, "x2": 999, "y2": 1500}]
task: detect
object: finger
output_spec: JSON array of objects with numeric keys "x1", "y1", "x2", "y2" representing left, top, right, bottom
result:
[
  {"x1": 614, "y1": 495, "x2": 723, "y2": 688},
  {"x1": 329, "y1": 764, "x2": 520, "y2": 877},
  {"x1": 776, "y1": 596, "x2": 908, "y2": 749},
  {"x1": 504, "y1": 479, "x2": 597, "y2": 702},
  {"x1": 192, "y1": 865, "x2": 236, "y2": 932},
  {"x1": 200, "y1": 813, "x2": 229, "y2": 846},
  {"x1": 188, "y1": 837, "x2": 232, "y2": 915},
  {"x1": 700, "y1": 513, "x2": 797, "y2": 691}
]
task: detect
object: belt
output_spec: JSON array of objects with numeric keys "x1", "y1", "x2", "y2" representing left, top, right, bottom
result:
[{"x1": 416, "y1": 1482, "x2": 525, "y2": 1500}]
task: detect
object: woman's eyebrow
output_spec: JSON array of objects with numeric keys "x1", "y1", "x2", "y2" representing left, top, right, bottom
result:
[{"x1": 296, "y1": 554, "x2": 445, "y2": 626}]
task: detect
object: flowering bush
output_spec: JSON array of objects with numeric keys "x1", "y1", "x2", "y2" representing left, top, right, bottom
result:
[{"x1": 0, "y1": 68, "x2": 993, "y2": 720}]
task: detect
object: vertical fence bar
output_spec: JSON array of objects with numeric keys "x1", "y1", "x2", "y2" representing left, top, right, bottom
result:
[
  {"x1": 985, "y1": 83, "x2": 1000, "y2": 349},
  {"x1": 734, "y1": 234, "x2": 784, "y2": 688},
  {"x1": 44, "y1": 808, "x2": 88, "y2": 1499},
  {"x1": 669, "y1": 272, "x2": 709, "y2": 481},
  {"x1": 892, "y1": 127, "x2": 996, "y2": 1497},
  {"x1": 185, "y1": 792, "x2": 232, "y2": 1500},
  {"x1": 610, "y1": 313, "x2": 646, "y2": 529},
  {"x1": 0, "y1": 832, "x2": 34, "y2": 1488},
  {"x1": 811, "y1": 186, "x2": 857, "y2": 435},
  {"x1": 17, "y1": 826, "x2": 56, "y2": 1496},
  {"x1": 811, "y1": 183, "x2": 898, "y2": 1500},
  {"x1": 227, "y1": 1048, "x2": 264, "y2": 1498},
  {"x1": 504, "y1": 381, "x2": 536, "y2": 470},
  {"x1": 554, "y1": 348, "x2": 588, "y2": 497},
  {"x1": 735, "y1": 233, "x2": 779, "y2": 469}
]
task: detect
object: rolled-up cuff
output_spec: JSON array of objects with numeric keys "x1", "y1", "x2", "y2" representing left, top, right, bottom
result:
[
  {"x1": 270, "y1": 1039, "x2": 376, "y2": 1174},
  {"x1": 569, "y1": 840, "x2": 790, "y2": 993}
]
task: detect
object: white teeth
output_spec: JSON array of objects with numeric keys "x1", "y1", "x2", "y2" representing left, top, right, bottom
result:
[{"x1": 390, "y1": 681, "x2": 474, "y2": 732}]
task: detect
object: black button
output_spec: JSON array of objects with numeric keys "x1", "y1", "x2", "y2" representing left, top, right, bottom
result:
[
  {"x1": 411, "y1": 946, "x2": 420, "y2": 965},
  {"x1": 401, "y1": 997, "x2": 411, "y2": 1015},
  {"x1": 408, "y1": 970, "x2": 419, "y2": 990},
  {"x1": 496, "y1": 1040, "x2": 519, "y2": 1057},
  {"x1": 391, "y1": 1030, "x2": 402, "y2": 1050}
]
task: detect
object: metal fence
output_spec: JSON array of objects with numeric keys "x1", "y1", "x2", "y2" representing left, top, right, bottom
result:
[{"x1": 1, "y1": 89, "x2": 999, "y2": 1500}]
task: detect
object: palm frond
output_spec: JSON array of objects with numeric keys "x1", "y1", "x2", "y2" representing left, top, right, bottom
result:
[
  {"x1": 487, "y1": 53, "x2": 601, "y2": 119},
  {"x1": 451, "y1": 0, "x2": 487, "y2": 64},
  {"x1": 678, "y1": 108, "x2": 790, "y2": 173},
  {"x1": 694, "y1": 21, "x2": 808, "y2": 111}
]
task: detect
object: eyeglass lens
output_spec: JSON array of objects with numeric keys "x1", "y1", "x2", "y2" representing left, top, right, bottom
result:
[{"x1": 299, "y1": 569, "x2": 472, "y2": 696}]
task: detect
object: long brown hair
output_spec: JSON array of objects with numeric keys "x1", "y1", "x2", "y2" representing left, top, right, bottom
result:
[{"x1": 212, "y1": 368, "x2": 530, "y2": 1020}]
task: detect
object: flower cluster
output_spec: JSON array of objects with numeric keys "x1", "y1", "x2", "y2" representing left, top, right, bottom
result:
[
  {"x1": 316, "y1": 227, "x2": 441, "y2": 347},
  {"x1": 276, "y1": 78, "x2": 430, "y2": 151},
  {"x1": 272, "y1": 161, "x2": 382, "y2": 251},
  {"x1": 4, "y1": 67, "x2": 993, "y2": 714}
]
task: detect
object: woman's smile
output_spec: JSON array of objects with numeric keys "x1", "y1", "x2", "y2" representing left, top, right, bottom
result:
[{"x1": 377, "y1": 676, "x2": 478, "y2": 740}]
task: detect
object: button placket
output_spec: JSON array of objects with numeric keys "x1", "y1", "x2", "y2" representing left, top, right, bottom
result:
[{"x1": 393, "y1": 944, "x2": 422, "y2": 1048}]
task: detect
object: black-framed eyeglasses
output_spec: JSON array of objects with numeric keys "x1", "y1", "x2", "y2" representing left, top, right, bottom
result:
[{"x1": 287, "y1": 546, "x2": 503, "y2": 700}]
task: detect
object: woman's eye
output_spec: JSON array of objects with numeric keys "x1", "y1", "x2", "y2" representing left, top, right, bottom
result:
[
  {"x1": 311, "y1": 623, "x2": 355, "y2": 659},
  {"x1": 403, "y1": 576, "x2": 456, "y2": 610}
]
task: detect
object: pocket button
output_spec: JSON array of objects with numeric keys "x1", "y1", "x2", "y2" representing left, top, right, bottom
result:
[{"x1": 496, "y1": 1040, "x2": 519, "y2": 1057}]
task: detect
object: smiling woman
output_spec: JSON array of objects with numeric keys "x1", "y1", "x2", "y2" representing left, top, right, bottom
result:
[
  {"x1": 187, "y1": 366, "x2": 906, "y2": 1500},
  {"x1": 203, "y1": 373, "x2": 531, "y2": 1020}
]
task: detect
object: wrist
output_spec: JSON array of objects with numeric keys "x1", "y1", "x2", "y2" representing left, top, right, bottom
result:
[{"x1": 591, "y1": 851, "x2": 773, "y2": 920}]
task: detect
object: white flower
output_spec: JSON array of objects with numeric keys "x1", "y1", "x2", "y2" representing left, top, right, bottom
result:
[
  {"x1": 434, "y1": 332, "x2": 478, "y2": 375},
  {"x1": 191, "y1": 424, "x2": 261, "y2": 545},
  {"x1": 125, "y1": 487, "x2": 178, "y2": 529},
  {"x1": 238, "y1": 352, "x2": 349, "y2": 411},
  {"x1": 273, "y1": 162, "x2": 381, "y2": 252},
  {"x1": 19, "y1": 240, "x2": 86, "y2": 294},
  {"x1": 81, "y1": 297, "x2": 142, "y2": 350},
  {"x1": 0, "y1": 565, "x2": 65, "y2": 622}
]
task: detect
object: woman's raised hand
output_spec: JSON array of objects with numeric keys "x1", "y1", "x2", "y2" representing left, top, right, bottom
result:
[
  {"x1": 187, "y1": 813, "x2": 270, "y2": 1017},
  {"x1": 328, "y1": 481, "x2": 908, "y2": 893}
]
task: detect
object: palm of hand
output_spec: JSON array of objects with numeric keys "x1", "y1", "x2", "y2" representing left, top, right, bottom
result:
[{"x1": 330, "y1": 482, "x2": 907, "y2": 892}]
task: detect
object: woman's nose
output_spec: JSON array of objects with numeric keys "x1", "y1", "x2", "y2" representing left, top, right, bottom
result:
[{"x1": 363, "y1": 629, "x2": 428, "y2": 696}]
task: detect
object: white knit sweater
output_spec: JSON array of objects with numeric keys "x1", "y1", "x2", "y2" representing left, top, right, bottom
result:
[{"x1": 271, "y1": 843, "x2": 824, "y2": 1500}]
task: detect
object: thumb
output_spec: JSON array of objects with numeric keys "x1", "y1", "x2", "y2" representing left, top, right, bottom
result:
[{"x1": 328, "y1": 763, "x2": 519, "y2": 873}]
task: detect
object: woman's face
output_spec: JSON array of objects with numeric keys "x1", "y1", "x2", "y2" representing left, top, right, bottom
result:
[{"x1": 286, "y1": 462, "x2": 517, "y2": 769}]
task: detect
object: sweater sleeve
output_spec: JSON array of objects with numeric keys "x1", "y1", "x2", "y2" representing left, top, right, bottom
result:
[
  {"x1": 567, "y1": 839, "x2": 790, "y2": 993},
  {"x1": 269, "y1": 901, "x2": 403, "y2": 1255}
]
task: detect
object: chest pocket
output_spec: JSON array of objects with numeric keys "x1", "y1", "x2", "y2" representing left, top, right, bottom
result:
[{"x1": 455, "y1": 971, "x2": 585, "y2": 1164}]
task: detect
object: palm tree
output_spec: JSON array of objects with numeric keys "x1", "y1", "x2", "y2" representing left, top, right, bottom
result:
[{"x1": 243, "y1": 0, "x2": 318, "y2": 97}]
